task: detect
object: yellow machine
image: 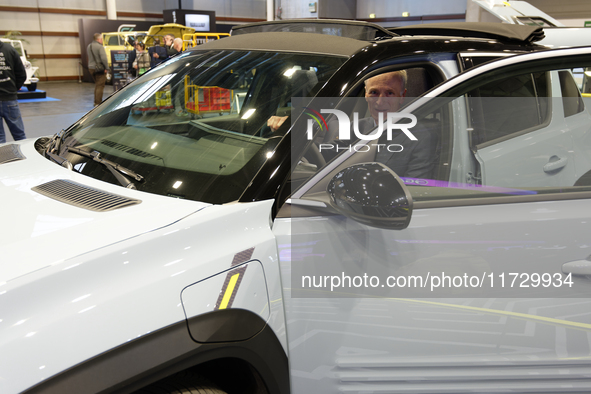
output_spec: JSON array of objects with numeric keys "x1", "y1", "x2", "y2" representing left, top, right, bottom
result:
[
  {"x1": 102, "y1": 24, "x2": 196, "y2": 67},
  {"x1": 102, "y1": 31, "x2": 146, "y2": 67},
  {"x1": 145, "y1": 23, "x2": 196, "y2": 47},
  {"x1": 182, "y1": 33, "x2": 230, "y2": 50}
]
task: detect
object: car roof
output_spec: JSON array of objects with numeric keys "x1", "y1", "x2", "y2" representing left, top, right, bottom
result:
[
  {"x1": 190, "y1": 28, "x2": 543, "y2": 60},
  {"x1": 189, "y1": 32, "x2": 370, "y2": 57},
  {"x1": 389, "y1": 22, "x2": 545, "y2": 44}
]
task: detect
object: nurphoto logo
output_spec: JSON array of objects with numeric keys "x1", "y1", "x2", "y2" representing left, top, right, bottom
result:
[{"x1": 304, "y1": 107, "x2": 418, "y2": 153}]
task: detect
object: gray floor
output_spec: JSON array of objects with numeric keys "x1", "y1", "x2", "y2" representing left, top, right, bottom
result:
[{"x1": 8, "y1": 81, "x2": 116, "y2": 142}]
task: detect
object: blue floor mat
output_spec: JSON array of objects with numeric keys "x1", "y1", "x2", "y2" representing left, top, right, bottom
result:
[{"x1": 18, "y1": 97, "x2": 61, "y2": 103}]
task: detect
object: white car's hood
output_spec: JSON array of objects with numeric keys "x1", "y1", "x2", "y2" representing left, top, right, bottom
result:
[{"x1": 0, "y1": 140, "x2": 210, "y2": 283}]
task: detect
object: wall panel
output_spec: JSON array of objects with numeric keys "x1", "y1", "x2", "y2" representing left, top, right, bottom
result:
[
  {"x1": 1, "y1": 0, "x2": 38, "y2": 6},
  {"x1": 40, "y1": 36, "x2": 81, "y2": 55},
  {"x1": 38, "y1": 14, "x2": 101, "y2": 32},
  {"x1": 36, "y1": 0, "x2": 105, "y2": 11},
  {"x1": 42, "y1": 58, "x2": 80, "y2": 79},
  {"x1": 0, "y1": 11, "x2": 42, "y2": 31},
  {"x1": 181, "y1": 0, "x2": 266, "y2": 18},
  {"x1": 115, "y1": 0, "x2": 170, "y2": 13},
  {"x1": 18, "y1": 37, "x2": 44, "y2": 56}
]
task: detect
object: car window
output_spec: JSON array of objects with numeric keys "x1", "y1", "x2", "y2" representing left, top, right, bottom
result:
[
  {"x1": 407, "y1": 57, "x2": 591, "y2": 204},
  {"x1": 60, "y1": 50, "x2": 346, "y2": 204},
  {"x1": 570, "y1": 67, "x2": 591, "y2": 96},
  {"x1": 297, "y1": 52, "x2": 591, "y2": 207},
  {"x1": 292, "y1": 65, "x2": 444, "y2": 190},
  {"x1": 468, "y1": 71, "x2": 549, "y2": 147},
  {"x1": 558, "y1": 70, "x2": 585, "y2": 117},
  {"x1": 460, "y1": 55, "x2": 500, "y2": 70}
]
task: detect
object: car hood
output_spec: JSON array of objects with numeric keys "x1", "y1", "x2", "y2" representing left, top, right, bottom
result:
[{"x1": 0, "y1": 139, "x2": 211, "y2": 284}]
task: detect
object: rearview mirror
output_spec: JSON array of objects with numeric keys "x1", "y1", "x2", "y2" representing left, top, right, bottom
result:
[{"x1": 327, "y1": 162, "x2": 412, "y2": 230}]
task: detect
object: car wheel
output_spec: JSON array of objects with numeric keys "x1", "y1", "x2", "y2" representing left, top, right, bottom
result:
[
  {"x1": 134, "y1": 372, "x2": 227, "y2": 394},
  {"x1": 27, "y1": 83, "x2": 37, "y2": 92}
]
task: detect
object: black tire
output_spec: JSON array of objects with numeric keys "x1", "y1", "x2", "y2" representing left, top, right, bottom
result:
[
  {"x1": 134, "y1": 371, "x2": 227, "y2": 394},
  {"x1": 26, "y1": 83, "x2": 37, "y2": 92}
]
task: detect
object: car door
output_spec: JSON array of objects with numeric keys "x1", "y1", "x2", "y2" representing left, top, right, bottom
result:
[{"x1": 273, "y1": 47, "x2": 591, "y2": 394}]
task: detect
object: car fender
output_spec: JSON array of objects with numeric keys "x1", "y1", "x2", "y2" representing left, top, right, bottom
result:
[{"x1": 1, "y1": 200, "x2": 287, "y2": 394}]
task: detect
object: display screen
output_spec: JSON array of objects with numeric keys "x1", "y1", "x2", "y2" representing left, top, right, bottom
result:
[{"x1": 185, "y1": 14, "x2": 211, "y2": 31}]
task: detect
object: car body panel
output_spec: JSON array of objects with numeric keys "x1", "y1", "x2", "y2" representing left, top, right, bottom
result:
[
  {"x1": 4, "y1": 26, "x2": 591, "y2": 394},
  {"x1": 473, "y1": 72, "x2": 591, "y2": 188},
  {"x1": 274, "y1": 198, "x2": 591, "y2": 392},
  {"x1": 283, "y1": 46, "x2": 591, "y2": 393},
  {"x1": 0, "y1": 140, "x2": 210, "y2": 283},
  {"x1": 0, "y1": 194, "x2": 283, "y2": 393}
]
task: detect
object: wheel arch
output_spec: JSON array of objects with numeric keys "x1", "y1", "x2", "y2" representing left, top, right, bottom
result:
[{"x1": 23, "y1": 310, "x2": 289, "y2": 394}]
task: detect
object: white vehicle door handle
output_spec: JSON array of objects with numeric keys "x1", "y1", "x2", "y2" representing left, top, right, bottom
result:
[
  {"x1": 562, "y1": 260, "x2": 591, "y2": 276},
  {"x1": 543, "y1": 156, "x2": 568, "y2": 173}
]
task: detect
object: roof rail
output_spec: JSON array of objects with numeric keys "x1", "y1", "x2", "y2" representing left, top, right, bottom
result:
[
  {"x1": 389, "y1": 22, "x2": 545, "y2": 43},
  {"x1": 231, "y1": 19, "x2": 396, "y2": 41}
]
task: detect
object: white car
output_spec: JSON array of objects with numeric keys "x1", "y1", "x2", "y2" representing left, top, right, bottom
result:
[
  {"x1": 0, "y1": 38, "x2": 39, "y2": 91},
  {"x1": 2, "y1": 21, "x2": 591, "y2": 394}
]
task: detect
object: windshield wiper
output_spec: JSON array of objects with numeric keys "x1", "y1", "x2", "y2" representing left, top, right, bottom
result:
[
  {"x1": 45, "y1": 129, "x2": 68, "y2": 154},
  {"x1": 66, "y1": 146, "x2": 144, "y2": 189},
  {"x1": 43, "y1": 129, "x2": 74, "y2": 169}
]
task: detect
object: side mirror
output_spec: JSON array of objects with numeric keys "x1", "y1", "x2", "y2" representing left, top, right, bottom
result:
[{"x1": 327, "y1": 162, "x2": 412, "y2": 230}]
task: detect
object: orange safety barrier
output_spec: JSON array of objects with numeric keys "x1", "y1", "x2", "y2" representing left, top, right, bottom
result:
[{"x1": 185, "y1": 76, "x2": 232, "y2": 115}]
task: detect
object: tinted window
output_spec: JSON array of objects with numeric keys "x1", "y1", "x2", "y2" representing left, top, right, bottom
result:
[
  {"x1": 558, "y1": 70, "x2": 585, "y2": 117},
  {"x1": 401, "y1": 58, "x2": 591, "y2": 204},
  {"x1": 468, "y1": 72, "x2": 549, "y2": 146}
]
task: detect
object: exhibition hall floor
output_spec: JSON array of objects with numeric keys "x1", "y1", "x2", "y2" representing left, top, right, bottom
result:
[{"x1": 13, "y1": 81, "x2": 116, "y2": 141}]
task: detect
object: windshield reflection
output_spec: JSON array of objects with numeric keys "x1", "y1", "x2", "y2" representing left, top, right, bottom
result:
[{"x1": 57, "y1": 50, "x2": 345, "y2": 203}]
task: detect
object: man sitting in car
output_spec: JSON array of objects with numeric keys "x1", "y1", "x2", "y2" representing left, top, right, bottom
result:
[{"x1": 361, "y1": 70, "x2": 439, "y2": 180}]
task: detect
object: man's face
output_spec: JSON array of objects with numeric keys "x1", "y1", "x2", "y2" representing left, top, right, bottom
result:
[
  {"x1": 364, "y1": 73, "x2": 406, "y2": 122},
  {"x1": 97, "y1": 36, "x2": 103, "y2": 45},
  {"x1": 164, "y1": 36, "x2": 173, "y2": 46}
]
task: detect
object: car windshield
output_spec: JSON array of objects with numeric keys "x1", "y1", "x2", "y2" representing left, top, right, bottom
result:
[{"x1": 59, "y1": 50, "x2": 346, "y2": 203}]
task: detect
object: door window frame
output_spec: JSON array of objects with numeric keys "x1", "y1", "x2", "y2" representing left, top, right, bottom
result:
[{"x1": 292, "y1": 47, "x2": 591, "y2": 210}]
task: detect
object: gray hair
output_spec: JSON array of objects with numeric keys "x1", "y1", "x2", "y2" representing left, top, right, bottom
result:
[{"x1": 364, "y1": 70, "x2": 407, "y2": 94}]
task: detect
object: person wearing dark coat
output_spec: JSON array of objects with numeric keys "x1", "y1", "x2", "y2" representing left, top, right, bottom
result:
[
  {"x1": 0, "y1": 39, "x2": 27, "y2": 143},
  {"x1": 148, "y1": 38, "x2": 168, "y2": 68}
]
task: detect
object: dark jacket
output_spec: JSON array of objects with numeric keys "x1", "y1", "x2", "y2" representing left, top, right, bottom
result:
[
  {"x1": 0, "y1": 40, "x2": 27, "y2": 101},
  {"x1": 323, "y1": 116, "x2": 439, "y2": 179},
  {"x1": 148, "y1": 46, "x2": 167, "y2": 67},
  {"x1": 165, "y1": 44, "x2": 178, "y2": 57},
  {"x1": 127, "y1": 49, "x2": 137, "y2": 77}
]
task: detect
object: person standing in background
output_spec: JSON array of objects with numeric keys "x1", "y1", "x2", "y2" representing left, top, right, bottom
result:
[
  {"x1": 164, "y1": 34, "x2": 179, "y2": 57},
  {"x1": 0, "y1": 39, "x2": 27, "y2": 144},
  {"x1": 132, "y1": 42, "x2": 151, "y2": 77},
  {"x1": 148, "y1": 38, "x2": 167, "y2": 68},
  {"x1": 87, "y1": 33, "x2": 109, "y2": 106},
  {"x1": 173, "y1": 37, "x2": 183, "y2": 53}
]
